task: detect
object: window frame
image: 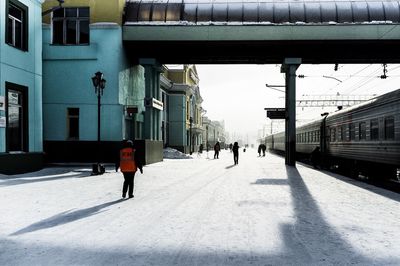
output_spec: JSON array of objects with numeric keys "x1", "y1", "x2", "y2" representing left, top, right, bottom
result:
[
  {"x1": 67, "y1": 107, "x2": 80, "y2": 140},
  {"x1": 384, "y1": 116, "x2": 395, "y2": 140},
  {"x1": 359, "y1": 122, "x2": 366, "y2": 141},
  {"x1": 52, "y1": 7, "x2": 90, "y2": 45},
  {"x1": 349, "y1": 123, "x2": 355, "y2": 141},
  {"x1": 370, "y1": 119, "x2": 379, "y2": 141},
  {"x1": 5, "y1": 0, "x2": 28, "y2": 51}
]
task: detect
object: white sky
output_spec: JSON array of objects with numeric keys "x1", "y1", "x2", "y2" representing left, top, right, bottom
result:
[{"x1": 196, "y1": 64, "x2": 400, "y2": 144}]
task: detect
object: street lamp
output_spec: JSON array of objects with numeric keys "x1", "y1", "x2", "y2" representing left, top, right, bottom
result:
[
  {"x1": 189, "y1": 117, "x2": 193, "y2": 155},
  {"x1": 91, "y1": 71, "x2": 106, "y2": 175}
]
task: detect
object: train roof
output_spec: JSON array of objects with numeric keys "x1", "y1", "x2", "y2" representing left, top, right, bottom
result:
[
  {"x1": 269, "y1": 88, "x2": 400, "y2": 136},
  {"x1": 325, "y1": 88, "x2": 400, "y2": 119}
]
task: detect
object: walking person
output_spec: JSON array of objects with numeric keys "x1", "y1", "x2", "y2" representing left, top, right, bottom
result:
[
  {"x1": 116, "y1": 140, "x2": 143, "y2": 199},
  {"x1": 257, "y1": 144, "x2": 262, "y2": 157},
  {"x1": 214, "y1": 141, "x2": 221, "y2": 159},
  {"x1": 233, "y1": 142, "x2": 239, "y2": 165},
  {"x1": 261, "y1": 144, "x2": 266, "y2": 157}
]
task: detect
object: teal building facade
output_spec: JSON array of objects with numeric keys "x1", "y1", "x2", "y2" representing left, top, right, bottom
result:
[
  {"x1": 42, "y1": 19, "x2": 162, "y2": 164},
  {"x1": 41, "y1": 1, "x2": 165, "y2": 165},
  {"x1": 0, "y1": 0, "x2": 44, "y2": 174}
]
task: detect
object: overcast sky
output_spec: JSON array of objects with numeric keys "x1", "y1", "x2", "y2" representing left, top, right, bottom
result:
[{"x1": 196, "y1": 64, "x2": 400, "y2": 144}]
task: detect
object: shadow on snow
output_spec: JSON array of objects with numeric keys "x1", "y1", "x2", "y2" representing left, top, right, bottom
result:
[
  {"x1": 10, "y1": 199, "x2": 125, "y2": 236},
  {"x1": 0, "y1": 170, "x2": 93, "y2": 187}
]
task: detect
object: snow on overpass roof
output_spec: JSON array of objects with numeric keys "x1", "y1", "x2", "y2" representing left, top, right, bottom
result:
[{"x1": 125, "y1": 0, "x2": 400, "y2": 25}]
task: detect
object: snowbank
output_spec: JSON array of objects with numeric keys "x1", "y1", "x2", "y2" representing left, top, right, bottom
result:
[{"x1": 163, "y1": 148, "x2": 192, "y2": 159}]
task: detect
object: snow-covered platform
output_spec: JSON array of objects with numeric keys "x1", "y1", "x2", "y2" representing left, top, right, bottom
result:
[{"x1": 1, "y1": 149, "x2": 400, "y2": 265}]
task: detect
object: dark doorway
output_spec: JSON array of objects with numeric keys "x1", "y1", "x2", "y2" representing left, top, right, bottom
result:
[{"x1": 6, "y1": 82, "x2": 28, "y2": 152}]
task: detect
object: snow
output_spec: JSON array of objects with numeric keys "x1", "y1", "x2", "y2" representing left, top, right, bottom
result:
[
  {"x1": 163, "y1": 148, "x2": 193, "y2": 159},
  {"x1": 125, "y1": 21, "x2": 394, "y2": 26},
  {"x1": 1, "y1": 150, "x2": 400, "y2": 265}
]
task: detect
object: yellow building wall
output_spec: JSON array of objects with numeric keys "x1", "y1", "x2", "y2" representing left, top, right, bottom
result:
[
  {"x1": 168, "y1": 71, "x2": 185, "y2": 84},
  {"x1": 42, "y1": 0, "x2": 125, "y2": 25}
]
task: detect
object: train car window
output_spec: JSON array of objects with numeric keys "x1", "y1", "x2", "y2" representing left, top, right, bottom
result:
[
  {"x1": 331, "y1": 128, "x2": 336, "y2": 142},
  {"x1": 349, "y1": 123, "x2": 355, "y2": 141},
  {"x1": 317, "y1": 130, "x2": 320, "y2": 142},
  {"x1": 359, "y1": 122, "x2": 366, "y2": 140},
  {"x1": 338, "y1": 126, "x2": 343, "y2": 141},
  {"x1": 384, "y1": 116, "x2": 394, "y2": 140},
  {"x1": 370, "y1": 119, "x2": 379, "y2": 140}
]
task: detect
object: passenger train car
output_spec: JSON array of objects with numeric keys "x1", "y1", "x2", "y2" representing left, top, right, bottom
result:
[{"x1": 266, "y1": 89, "x2": 400, "y2": 180}]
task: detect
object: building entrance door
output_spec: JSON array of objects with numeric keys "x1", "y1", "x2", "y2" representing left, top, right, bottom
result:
[{"x1": 7, "y1": 87, "x2": 27, "y2": 152}]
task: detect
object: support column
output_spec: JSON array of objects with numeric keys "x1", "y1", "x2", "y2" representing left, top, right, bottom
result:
[
  {"x1": 281, "y1": 58, "x2": 301, "y2": 166},
  {"x1": 140, "y1": 58, "x2": 163, "y2": 141}
]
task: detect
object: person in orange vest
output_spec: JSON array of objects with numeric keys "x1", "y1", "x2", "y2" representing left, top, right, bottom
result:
[{"x1": 116, "y1": 140, "x2": 143, "y2": 199}]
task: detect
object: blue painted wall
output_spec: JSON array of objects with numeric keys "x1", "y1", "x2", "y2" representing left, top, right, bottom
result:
[
  {"x1": 42, "y1": 23, "x2": 145, "y2": 142},
  {"x1": 168, "y1": 94, "x2": 187, "y2": 146},
  {"x1": 0, "y1": 0, "x2": 43, "y2": 153}
]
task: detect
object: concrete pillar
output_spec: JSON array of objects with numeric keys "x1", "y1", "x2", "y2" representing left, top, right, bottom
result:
[
  {"x1": 140, "y1": 58, "x2": 163, "y2": 140},
  {"x1": 281, "y1": 58, "x2": 301, "y2": 166}
]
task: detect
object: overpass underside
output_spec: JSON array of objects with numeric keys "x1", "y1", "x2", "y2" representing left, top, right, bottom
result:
[
  {"x1": 123, "y1": 0, "x2": 400, "y2": 165},
  {"x1": 124, "y1": 38, "x2": 400, "y2": 64},
  {"x1": 123, "y1": 0, "x2": 400, "y2": 64}
]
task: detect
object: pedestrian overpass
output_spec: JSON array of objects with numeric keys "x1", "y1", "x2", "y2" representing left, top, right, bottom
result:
[{"x1": 122, "y1": 0, "x2": 400, "y2": 165}]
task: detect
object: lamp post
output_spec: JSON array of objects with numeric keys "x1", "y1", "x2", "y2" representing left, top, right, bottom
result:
[
  {"x1": 91, "y1": 71, "x2": 106, "y2": 175},
  {"x1": 189, "y1": 116, "x2": 193, "y2": 155}
]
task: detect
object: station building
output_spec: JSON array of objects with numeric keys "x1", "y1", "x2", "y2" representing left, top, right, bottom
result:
[
  {"x1": 0, "y1": 0, "x2": 44, "y2": 174},
  {"x1": 41, "y1": 0, "x2": 162, "y2": 164},
  {"x1": 161, "y1": 65, "x2": 204, "y2": 154}
]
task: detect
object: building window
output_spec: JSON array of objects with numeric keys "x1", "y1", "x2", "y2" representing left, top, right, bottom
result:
[
  {"x1": 6, "y1": 82, "x2": 28, "y2": 152},
  {"x1": 52, "y1": 7, "x2": 89, "y2": 45},
  {"x1": 384, "y1": 116, "x2": 394, "y2": 140},
  {"x1": 6, "y1": 0, "x2": 28, "y2": 51},
  {"x1": 67, "y1": 108, "x2": 79, "y2": 139},
  {"x1": 359, "y1": 122, "x2": 366, "y2": 140},
  {"x1": 370, "y1": 119, "x2": 379, "y2": 140}
]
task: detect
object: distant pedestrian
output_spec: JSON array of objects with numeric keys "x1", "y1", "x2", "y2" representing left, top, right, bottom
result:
[
  {"x1": 233, "y1": 142, "x2": 239, "y2": 165},
  {"x1": 257, "y1": 144, "x2": 262, "y2": 156},
  {"x1": 199, "y1": 143, "x2": 203, "y2": 153},
  {"x1": 261, "y1": 144, "x2": 266, "y2": 157},
  {"x1": 214, "y1": 141, "x2": 221, "y2": 159},
  {"x1": 229, "y1": 143, "x2": 233, "y2": 152},
  {"x1": 116, "y1": 140, "x2": 143, "y2": 199}
]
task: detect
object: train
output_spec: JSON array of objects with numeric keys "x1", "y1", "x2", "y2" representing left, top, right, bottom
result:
[{"x1": 265, "y1": 89, "x2": 400, "y2": 180}]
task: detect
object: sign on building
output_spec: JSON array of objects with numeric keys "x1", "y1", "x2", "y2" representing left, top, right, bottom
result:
[
  {"x1": 145, "y1": 98, "x2": 164, "y2": 111},
  {"x1": 0, "y1": 116, "x2": 5, "y2": 127},
  {"x1": 265, "y1": 108, "x2": 286, "y2": 119},
  {"x1": 0, "y1": 96, "x2": 5, "y2": 111},
  {"x1": 126, "y1": 106, "x2": 138, "y2": 117}
]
